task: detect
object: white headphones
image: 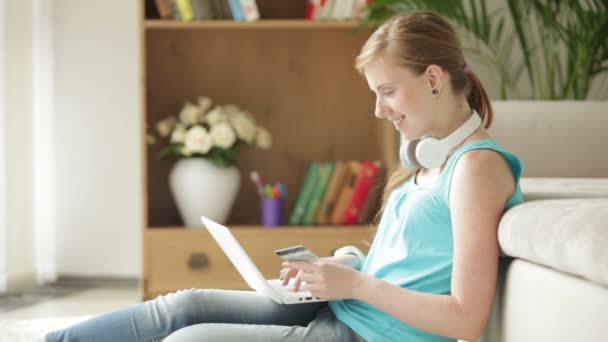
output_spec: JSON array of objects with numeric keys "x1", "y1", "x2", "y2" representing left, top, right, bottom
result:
[{"x1": 399, "y1": 110, "x2": 482, "y2": 169}]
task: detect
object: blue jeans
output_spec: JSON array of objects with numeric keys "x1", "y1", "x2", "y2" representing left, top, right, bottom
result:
[{"x1": 45, "y1": 289, "x2": 358, "y2": 341}]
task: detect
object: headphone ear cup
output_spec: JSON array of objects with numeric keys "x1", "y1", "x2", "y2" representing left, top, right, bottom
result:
[
  {"x1": 400, "y1": 139, "x2": 422, "y2": 169},
  {"x1": 415, "y1": 138, "x2": 447, "y2": 169}
]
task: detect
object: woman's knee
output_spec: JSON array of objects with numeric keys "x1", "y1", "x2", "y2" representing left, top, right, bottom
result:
[{"x1": 148, "y1": 288, "x2": 214, "y2": 326}]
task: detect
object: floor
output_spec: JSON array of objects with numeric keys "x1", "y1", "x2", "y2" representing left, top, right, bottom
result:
[{"x1": 0, "y1": 282, "x2": 140, "y2": 319}]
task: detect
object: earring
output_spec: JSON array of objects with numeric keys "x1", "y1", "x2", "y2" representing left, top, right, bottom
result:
[{"x1": 432, "y1": 89, "x2": 439, "y2": 95}]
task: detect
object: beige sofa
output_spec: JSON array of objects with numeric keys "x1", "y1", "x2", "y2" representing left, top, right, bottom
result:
[{"x1": 473, "y1": 101, "x2": 608, "y2": 342}]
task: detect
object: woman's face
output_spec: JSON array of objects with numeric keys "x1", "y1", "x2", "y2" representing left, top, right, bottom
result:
[{"x1": 364, "y1": 59, "x2": 436, "y2": 140}]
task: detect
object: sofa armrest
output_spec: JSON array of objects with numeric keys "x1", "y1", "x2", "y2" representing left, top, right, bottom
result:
[{"x1": 498, "y1": 198, "x2": 608, "y2": 287}]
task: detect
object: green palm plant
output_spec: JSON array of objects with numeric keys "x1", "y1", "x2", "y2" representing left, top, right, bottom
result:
[
  {"x1": 359, "y1": 0, "x2": 608, "y2": 100},
  {"x1": 507, "y1": 0, "x2": 608, "y2": 99}
]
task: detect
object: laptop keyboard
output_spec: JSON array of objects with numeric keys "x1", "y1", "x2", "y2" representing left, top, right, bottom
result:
[{"x1": 268, "y1": 279, "x2": 312, "y2": 298}]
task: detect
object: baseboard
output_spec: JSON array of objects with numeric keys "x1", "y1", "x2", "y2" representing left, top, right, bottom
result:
[
  {"x1": 0, "y1": 274, "x2": 6, "y2": 293},
  {"x1": 6, "y1": 273, "x2": 37, "y2": 293},
  {"x1": 52, "y1": 275, "x2": 139, "y2": 288}
]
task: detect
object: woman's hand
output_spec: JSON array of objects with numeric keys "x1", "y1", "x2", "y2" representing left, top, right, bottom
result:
[
  {"x1": 279, "y1": 256, "x2": 333, "y2": 288},
  {"x1": 280, "y1": 259, "x2": 365, "y2": 300}
]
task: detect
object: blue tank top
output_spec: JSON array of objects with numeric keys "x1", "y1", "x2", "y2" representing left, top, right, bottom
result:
[{"x1": 329, "y1": 139, "x2": 524, "y2": 342}]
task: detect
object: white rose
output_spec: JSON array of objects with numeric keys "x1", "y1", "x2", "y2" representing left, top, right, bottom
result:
[
  {"x1": 170, "y1": 123, "x2": 187, "y2": 143},
  {"x1": 198, "y1": 96, "x2": 213, "y2": 114},
  {"x1": 228, "y1": 111, "x2": 256, "y2": 144},
  {"x1": 156, "y1": 116, "x2": 176, "y2": 137},
  {"x1": 179, "y1": 101, "x2": 203, "y2": 126},
  {"x1": 185, "y1": 125, "x2": 213, "y2": 154},
  {"x1": 205, "y1": 106, "x2": 228, "y2": 125},
  {"x1": 210, "y1": 122, "x2": 237, "y2": 149},
  {"x1": 255, "y1": 126, "x2": 272, "y2": 149}
]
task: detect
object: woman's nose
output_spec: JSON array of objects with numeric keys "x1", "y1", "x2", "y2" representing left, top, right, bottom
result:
[{"x1": 375, "y1": 98, "x2": 389, "y2": 118}]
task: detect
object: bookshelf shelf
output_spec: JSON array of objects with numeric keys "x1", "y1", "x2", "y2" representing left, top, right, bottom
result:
[{"x1": 145, "y1": 19, "x2": 367, "y2": 30}]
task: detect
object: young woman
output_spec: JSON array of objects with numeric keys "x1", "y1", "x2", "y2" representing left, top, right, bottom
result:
[{"x1": 45, "y1": 11, "x2": 523, "y2": 342}]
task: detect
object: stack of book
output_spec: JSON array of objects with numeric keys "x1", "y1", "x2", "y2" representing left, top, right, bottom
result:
[
  {"x1": 305, "y1": 0, "x2": 372, "y2": 21},
  {"x1": 153, "y1": 0, "x2": 373, "y2": 22},
  {"x1": 154, "y1": 0, "x2": 260, "y2": 21},
  {"x1": 288, "y1": 160, "x2": 385, "y2": 226}
]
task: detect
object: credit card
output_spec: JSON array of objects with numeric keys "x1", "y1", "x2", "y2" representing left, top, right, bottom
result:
[{"x1": 274, "y1": 245, "x2": 319, "y2": 262}]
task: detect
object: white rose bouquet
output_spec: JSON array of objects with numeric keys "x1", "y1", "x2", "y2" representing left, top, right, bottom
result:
[{"x1": 149, "y1": 96, "x2": 272, "y2": 168}]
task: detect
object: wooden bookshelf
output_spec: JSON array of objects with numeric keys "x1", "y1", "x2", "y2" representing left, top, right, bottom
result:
[{"x1": 140, "y1": 0, "x2": 398, "y2": 299}]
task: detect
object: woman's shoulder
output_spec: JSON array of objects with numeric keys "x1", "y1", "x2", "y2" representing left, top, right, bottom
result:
[
  {"x1": 448, "y1": 144, "x2": 518, "y2": 206},
  {"x1": 439, "y1": 135, "x2": 522, "y2": 207}
]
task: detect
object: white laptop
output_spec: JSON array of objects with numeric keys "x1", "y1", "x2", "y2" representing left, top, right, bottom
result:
[{"x1": 200, "y1": 216, "x2": 327, "y2": 305}]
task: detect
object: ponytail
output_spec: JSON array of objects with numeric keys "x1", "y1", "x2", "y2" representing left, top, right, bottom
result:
[{"x1": 467, "y1": 71, "x2": 493, "y2": 128}]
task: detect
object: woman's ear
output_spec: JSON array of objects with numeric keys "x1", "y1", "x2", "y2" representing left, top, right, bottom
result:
[{"x1": 425, "y1": 65, "x2": 444, "y2": 93}]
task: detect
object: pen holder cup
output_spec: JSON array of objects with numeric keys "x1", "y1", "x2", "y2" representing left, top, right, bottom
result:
[{"x1": 261, "y1": 197, "x2": 283, "y2": 227}]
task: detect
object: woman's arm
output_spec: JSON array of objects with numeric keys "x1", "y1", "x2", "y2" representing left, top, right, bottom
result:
[
  {"x1": 353, "y1": 150, "x2": 515, "y2": 341},
  {"x1": 288, "y1": 150, "x2": 515, "y2": 341}
]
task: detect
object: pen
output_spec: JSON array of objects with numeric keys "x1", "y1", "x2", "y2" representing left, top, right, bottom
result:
[
  {"x1": 271, "y1": 185, "x2": 280, "y2": 199},
  {"x1": 250, "y1": 171, "x2": 264, "y2": 196},
  {"x1": 264, "y1": 184, "x2": 274, "y2": 198},
  {"x1": 277, "y1": 182, "x2": 287, "y2": 199}
]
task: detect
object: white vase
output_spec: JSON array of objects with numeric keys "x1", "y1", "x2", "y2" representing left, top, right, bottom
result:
[{"x1": 169, "y1": 158, "x2": 240, "y2": 227}]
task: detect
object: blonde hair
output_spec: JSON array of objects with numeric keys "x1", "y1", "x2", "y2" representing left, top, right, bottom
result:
[{"x1": 358, "y1": 11, "x2": 494, "y2": 223}]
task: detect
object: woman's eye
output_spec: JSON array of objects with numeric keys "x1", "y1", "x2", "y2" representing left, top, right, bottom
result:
[{"x1": 383, "y1": 89, "x2": 394, "y2": 96}]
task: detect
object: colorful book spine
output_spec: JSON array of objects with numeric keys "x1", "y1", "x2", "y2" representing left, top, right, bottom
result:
[
  {"x1": 305, "y1": 0, "x2": 322, "y2": 20},
  {"x1": 228, "y1": 0, "x2": 245, "y2": 21},
  {"x1": 342, "y1": 160, "x2": 380, "y2": 224},
  {"x1": 191, "y1": 0, "x2": 215, "y2": 20},
  {"x1": 154, "y1": 0, "x2": 173, "y2": 19},
  {"x1": 239, "y1": 0, "x2": 260, "y2": 21},
  {"x1": 315, "y1": 161, "x2": 349, "y2": 225},
  {"x1": 175, "y1": 0, "x2": 194, "y2": 21},
  {"x1": 330, "y1": 160, "x2": 362, "y2": 225},
  {"x1": 301, "y1": 162, "x2": 335, "y2": 225},
  {"x1": 357, "y1": 162, "x2": 385, "y2": 224},
  {"x1": 288, "y1": 162, "x2": 320, "y2": 225}
]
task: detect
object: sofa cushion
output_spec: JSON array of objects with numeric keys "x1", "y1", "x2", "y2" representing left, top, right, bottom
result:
[
  {"x1": 520, "y1": 177, "x2": 608, "y2": 200},
  {"x1": 498, "y1": 199, "x2": 608, "y2": 287}
]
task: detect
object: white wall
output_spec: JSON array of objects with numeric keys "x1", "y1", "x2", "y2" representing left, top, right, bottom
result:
[
  {"x1": 2, "y1": 0, "x2": 37, "y2": 291},
  {"x1": 0, "y1": 0, "x2": 6, "y2": 291},
  {"x1": 52, "y1": 0, "x2": 141, "y2": 277}
]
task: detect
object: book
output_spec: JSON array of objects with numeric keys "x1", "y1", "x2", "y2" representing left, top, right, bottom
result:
[
  {"x1": 357, "y1": 162, "x2": 386, "y2": 224},
  {"x1": 155, "y1": 0, "x2": 173, "y2": 19},
  {"x1": 211, "y1": 0, "x2": 232, "y2": 19},
  {"x1": 175, "y1": 0, "x2": 195, "y2": 21},
  {"x1": 331, "y1": 0, "x2": 348, "y2": 20},
  {"x1": 301, "y1": 162, "x2": 335, "y2": 225},
  {"x1": 315, "y1": 161, "x2": 350, "y2": 225},
  {"x1": 170, "y1": 0, "x2": 182, "y2": 20},
  {"x1": 305, "y1": 0, "x2": 322, "y2": 20},
  {"x1": 191, "y1": 0, "x2": 215, "y2": 20},
  {"x1": 239, "y1": 0, "x2": 260, "y2": 21},
  {"x1": 288, "y1": 162, "x2": 320, "y2": 225},
  {"x1": 330, "y1": 160, "x2": 363, "y2": 225},
  {"x1": 228, "y1": 0, "x2": 245, "y2": 21},
  {"x1": 316, "y1": 0, "x2": 335, "y2": 20},
  {"x1": 342, "y1": 160, "x2": 381, "y2": 224}
]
